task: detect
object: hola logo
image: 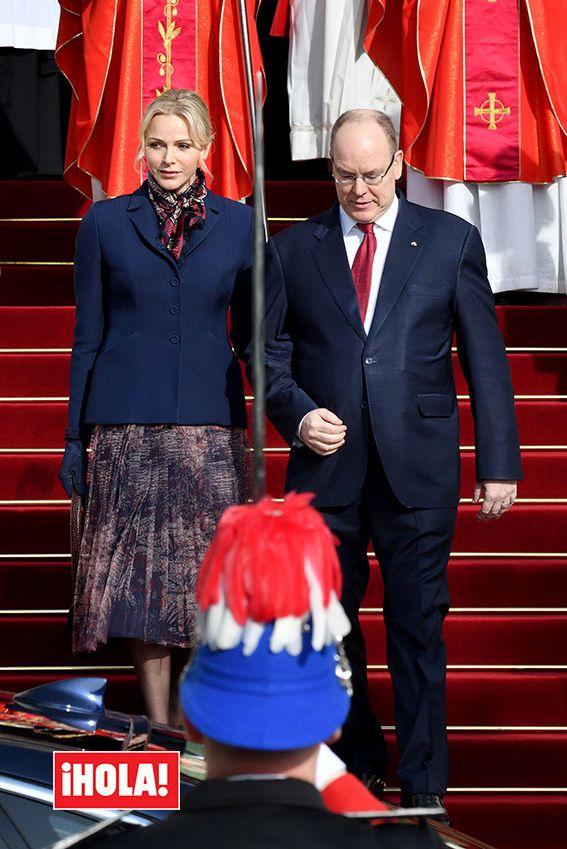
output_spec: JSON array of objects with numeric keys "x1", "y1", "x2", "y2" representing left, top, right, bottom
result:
[{"x1": 53, "y1": 752, "x2": 180, "y2": 810}]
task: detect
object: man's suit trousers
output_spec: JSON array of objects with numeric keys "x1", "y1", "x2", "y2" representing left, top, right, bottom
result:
[{"x1": 325, "y1": 441, "x2": 457, "y2": 796}]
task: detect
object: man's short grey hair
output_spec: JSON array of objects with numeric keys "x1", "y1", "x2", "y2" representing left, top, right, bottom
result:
[{"x1": 329, "y1": 109, "x2": 399, "y2": 157}]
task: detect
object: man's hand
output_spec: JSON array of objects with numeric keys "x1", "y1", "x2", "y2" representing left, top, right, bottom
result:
[
  {"x1": 473, "y1": 480, "x2": 517, "y2": 520},
  {"x1": 299, "y1": 409, "x2": 347, "y2": 456}
]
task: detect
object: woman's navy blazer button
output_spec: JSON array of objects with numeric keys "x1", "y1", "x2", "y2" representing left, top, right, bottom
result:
[
  {"x1": 170, "y1": 335, "x2": 180, "y2": 344},
  {"x1": 169, "y1": 305, "x2": 179, "y2": 315},
  {"x1": 170, "y1": 278, "x2": 180, "y2": 287}
]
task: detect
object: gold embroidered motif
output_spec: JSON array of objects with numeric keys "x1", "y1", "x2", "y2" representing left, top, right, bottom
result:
[
  {"x1": 157, "y1": 0, "x2": 182, "y2": 95},
  {"x1": 474, "y1": 92, "x2": 511, "y2": 130}
]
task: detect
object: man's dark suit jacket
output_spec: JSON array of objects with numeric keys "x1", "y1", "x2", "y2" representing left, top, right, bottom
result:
[
  {"x1": 67, "y1": 183, "x2": 252, "y2": 437},
  {"x1": 264, "y1": 192, "x2": 522, "y2": 508},
  {"x1": 92, "y1": 778, "x2": 445, "y2": 849}
]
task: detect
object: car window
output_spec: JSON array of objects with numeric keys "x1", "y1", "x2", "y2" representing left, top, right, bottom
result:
[{"x1": 0, "y1": 792, "x2": 96, "y2": 849}]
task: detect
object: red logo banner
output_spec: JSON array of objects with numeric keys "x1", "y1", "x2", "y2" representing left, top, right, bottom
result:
[
  {"x1": 53, "y1": 752, "x2": 180, "y2": 810},
  {"x1": 464, "y1": 0, "x2": 520, "y2": 181}
]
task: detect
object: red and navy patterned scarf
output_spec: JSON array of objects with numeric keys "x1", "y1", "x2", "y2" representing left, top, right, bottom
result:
[{"x1": 147, "y1": 169, "x2": 207, "y2": 260}]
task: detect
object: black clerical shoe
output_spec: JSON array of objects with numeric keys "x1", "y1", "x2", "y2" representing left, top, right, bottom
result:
[
  {"x1": 359, "y1": 773, "x2": 387, "y2": 799},
  {"x1": 400, "y1": 793, "x2": 450, "y2": 825}
]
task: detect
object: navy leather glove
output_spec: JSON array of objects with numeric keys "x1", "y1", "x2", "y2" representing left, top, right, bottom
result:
[{"x1": 59, "y1": 439, "x2": 87, "y2": 497}]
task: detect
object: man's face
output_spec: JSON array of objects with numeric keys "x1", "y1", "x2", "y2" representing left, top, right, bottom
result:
[{"x1": 331, "y1": 121, "x2": 403, "y2": 223}]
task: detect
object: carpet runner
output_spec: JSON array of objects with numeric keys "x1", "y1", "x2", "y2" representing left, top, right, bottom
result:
[{"x1": 0, "y1": 180, "x2": 565, "y2": 848}]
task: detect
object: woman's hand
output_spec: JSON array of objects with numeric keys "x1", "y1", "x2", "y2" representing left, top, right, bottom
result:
[{"x1": 59, "y1": 440, "x2": 87, "y2": 497}]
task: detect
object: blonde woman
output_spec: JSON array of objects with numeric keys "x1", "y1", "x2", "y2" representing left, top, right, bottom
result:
[{"x1": 60, "y1": 90, "x2": 252, "y2": 723}]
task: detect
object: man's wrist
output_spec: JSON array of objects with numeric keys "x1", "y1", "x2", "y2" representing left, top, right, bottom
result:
[{"x1": 296, "y1": 412, "x2": 311, "y2": 442}]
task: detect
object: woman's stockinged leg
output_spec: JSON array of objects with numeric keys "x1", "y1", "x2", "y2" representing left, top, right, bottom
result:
[{"x1": 129, "y1": 639, "x2": 171, "y2": 724}]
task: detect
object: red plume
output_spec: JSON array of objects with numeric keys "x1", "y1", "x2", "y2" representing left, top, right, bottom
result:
[{"x1": 196, "y1": 493, "x2": 350, "y2": 654}]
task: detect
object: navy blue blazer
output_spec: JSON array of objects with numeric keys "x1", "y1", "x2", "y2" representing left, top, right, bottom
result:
[
  {"x1": 263, "y1": 192, "x2": 522, "y2": 509},
  {"x1": 66, "y1": 184, "x2": 252, "y2": 437}
]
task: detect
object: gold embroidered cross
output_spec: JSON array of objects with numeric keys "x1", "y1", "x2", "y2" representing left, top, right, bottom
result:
[{"x1": 474, "y1": 92, "x2": 510, "y2": 130}]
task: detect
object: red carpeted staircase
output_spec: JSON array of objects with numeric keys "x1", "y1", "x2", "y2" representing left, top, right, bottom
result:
[{"x1": 0, "y1": 180, "x2": 566, "y2": 848}]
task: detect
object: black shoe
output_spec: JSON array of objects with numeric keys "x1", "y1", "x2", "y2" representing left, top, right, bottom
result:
[
  {"x1": 359, "y1": 773, "x2": 387, "y2": 799},
  {"x1": 400, "y1": 793, "x2": 450, "y2": 825}
]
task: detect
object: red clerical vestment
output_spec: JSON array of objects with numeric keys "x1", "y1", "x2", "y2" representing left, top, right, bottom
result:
[
  {"x1": 364, "y1": 0, "x2": 567, "y2": 183},
  {"x1": 56, "y1": 0, "x2": 263, "y2": 200}
]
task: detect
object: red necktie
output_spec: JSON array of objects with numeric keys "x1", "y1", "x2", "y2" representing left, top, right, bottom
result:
[{"x1": 351, "y1": 222, "x2": 377, "y2": 324}]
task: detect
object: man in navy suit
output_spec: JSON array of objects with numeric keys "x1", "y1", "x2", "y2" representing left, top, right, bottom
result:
[{"x1": 263, "y1": 110, "x2": 522, "y2": 809}]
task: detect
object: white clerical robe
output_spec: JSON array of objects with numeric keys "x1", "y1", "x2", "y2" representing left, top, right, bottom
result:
[
  {"x1": 407, "y1": 170, "x2": 567, "y2": 295},
  {"x1": 0, "y1": 1, "x2": 60, "y2": 49},
  {"x1": 287, "y1": 0, "x2": 401, "y2": 160}
]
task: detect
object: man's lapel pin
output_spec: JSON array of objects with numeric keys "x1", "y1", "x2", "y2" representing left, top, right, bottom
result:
[{"x1": 410, "y1": 241, "x2": 418, "y2": 247}]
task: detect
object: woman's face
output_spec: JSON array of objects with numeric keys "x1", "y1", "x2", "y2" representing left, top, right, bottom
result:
[{"x1": 144, "y1": 113, "x2": 204, "y2": 193}]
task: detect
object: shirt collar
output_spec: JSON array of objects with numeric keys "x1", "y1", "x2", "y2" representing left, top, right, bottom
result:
[{"x1": 339, "y1": 193, "x2": 399, "y2": 237}]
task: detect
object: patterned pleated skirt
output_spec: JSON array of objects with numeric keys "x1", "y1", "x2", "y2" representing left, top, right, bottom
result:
[{"x1": 72, "y1": 424, "x2": 248, "y2": 653}]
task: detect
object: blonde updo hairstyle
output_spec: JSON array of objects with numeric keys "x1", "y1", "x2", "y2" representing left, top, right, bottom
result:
[{"x1": 137, "y1": 89, "x2": 215, "y2": 176}]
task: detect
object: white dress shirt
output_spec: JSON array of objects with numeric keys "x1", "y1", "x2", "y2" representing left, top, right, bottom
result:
[{"x1": 339, "y1": 194, "x2": 399, "y2": 333}]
